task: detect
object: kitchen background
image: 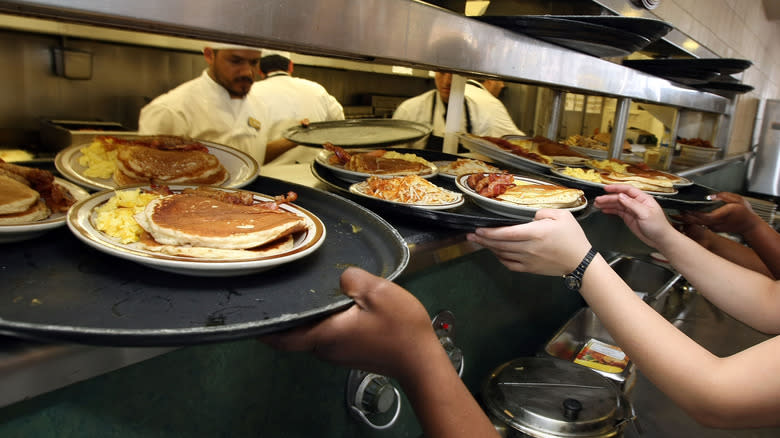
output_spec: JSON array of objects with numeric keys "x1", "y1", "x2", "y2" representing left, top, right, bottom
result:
[{"x1": 0, "y1": 0, "x2": 777, "y2": 159}]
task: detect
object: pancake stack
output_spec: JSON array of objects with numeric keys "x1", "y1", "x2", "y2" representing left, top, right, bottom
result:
[{"x1": 0, "y1": 175, "x2": 51, "y2": 224}]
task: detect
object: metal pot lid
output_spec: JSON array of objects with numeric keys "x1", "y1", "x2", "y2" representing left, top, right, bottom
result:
[{"x1": 482, "y1": 357, "x2": 623, "y2": 437}]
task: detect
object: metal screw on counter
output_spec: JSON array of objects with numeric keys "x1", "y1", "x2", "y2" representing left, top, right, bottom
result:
[{"x1": 344, "y1": 310, "x2": 465, "y2": 429}]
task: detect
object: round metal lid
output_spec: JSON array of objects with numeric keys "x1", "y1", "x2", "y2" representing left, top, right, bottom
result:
[{"x1": 482, "y1": 357, "x2": 623, "y2": 437}]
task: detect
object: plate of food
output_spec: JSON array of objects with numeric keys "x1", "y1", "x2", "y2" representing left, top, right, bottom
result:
[
  {"x1": 458, "y1": 133, "x2": 553, "y2": 173},
  {"x1": 1, "y1": 162, "x2": 90, "y2": 243},
  {"x1": 455, "y1": 173, "x2": 587, "y2": 219},
  {"x1": 314, "y1": 143, "x2": 438, "y2": 183},
  {"x1": 66, "y1": 185, "x2": 325, "y2": 276},
  {"x1": 349, "y1": 175, "x2": 464, "y2": 210},
  {"x1": 458, "y1": 134, "x2": 589, "y2": 173},
  {"x1": 585, "y1": 159, "x2": 692, "y2": 187},
  {"x1": 433, "y1": 158, "x2": 501, "y2": 179},
  {"x1": 550, "y1": 166, "x2": 678, "y2": 195},
  {"x1": 55, "y1": 135, "x2": 259, "y2": 191}
]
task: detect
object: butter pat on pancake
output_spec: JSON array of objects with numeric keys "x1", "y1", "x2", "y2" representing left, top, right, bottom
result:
[{"x1": 136, "y1": 193, "x2": 306, "y2": 250}]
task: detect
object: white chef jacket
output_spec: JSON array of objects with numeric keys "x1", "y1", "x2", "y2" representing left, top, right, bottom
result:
[
  {"x1": 250, "y1": 72, "x2": 344, "y2": 165},
  {"x1": 392, "y1": 79, "x2": 524, "y2": 148},
  {"x1": 138, "y1": 70, "x2": 269, "y2": 165}
]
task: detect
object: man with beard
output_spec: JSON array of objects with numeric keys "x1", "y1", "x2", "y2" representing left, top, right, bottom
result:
[{"x1": 138, "y1": 43, "x2": 269, "y2": 164}]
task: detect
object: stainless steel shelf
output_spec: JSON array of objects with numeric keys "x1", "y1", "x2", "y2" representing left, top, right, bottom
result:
[{"x1": 0, "y1": 0, "x2": 728, "y2": 113}]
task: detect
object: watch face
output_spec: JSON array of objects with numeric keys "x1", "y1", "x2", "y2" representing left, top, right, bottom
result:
[{"x1": 564, "y1": 275, "x2": 581, "y2": 291}]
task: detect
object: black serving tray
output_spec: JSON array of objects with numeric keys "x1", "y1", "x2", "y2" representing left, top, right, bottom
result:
[
  {"x1": 475, "y1": 15, "x2": 654, "y2": 58},
  {"x1": 0, "y1": 176, "x2": 409, "y2": 346},
  {"x1": 311, "y1": 148, "x2": 598, "y2": 230}
]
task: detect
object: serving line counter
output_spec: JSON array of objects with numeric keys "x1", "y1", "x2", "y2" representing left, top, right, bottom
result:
[{"x1": 0, "y1": 160, "x2": 767, "y2": 436}]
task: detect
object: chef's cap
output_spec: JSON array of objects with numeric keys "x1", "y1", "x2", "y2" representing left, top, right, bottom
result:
[{"x1": 261, "y1": 49, "x2": 291, "y2": 59}]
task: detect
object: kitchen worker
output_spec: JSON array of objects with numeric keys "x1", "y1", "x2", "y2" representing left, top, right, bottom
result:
[
  {"x1": 677, "y1": 191, "x2": 780, "y2": 279},
  {"x1": 467, "y1": 184, "x2": 780, "y2": 428},
  {"x1": 392, "y1": 71, "x2": 523, "y2": 151},
  {"x1": 250, "y1": 49, "x2": 345, "y2": 165},
  {"x1": 138, "y1": 43, "x2": 269, "y2": 165},
  {"x1": 482, "y1": 79, "x2": 506, "y2": 98}
]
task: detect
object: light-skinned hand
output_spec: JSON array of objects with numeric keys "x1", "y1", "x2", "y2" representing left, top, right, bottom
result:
[
  {"x1": 593, "y1": 184, "x2": 677, "y2": 249},
  {"x1": 466, "y1": 208, "x2": 591, "y2": 276}
]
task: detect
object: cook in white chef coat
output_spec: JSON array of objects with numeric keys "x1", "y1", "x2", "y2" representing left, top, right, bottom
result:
[
  {"x1": 138, "y1": 43, "x2": 269, "y2": 165},
  {"x1": 392, "y1": 72, "x2": 524, "y2": 151},
  {"x1": 249, "y1": 50, "x2": 345, "y2": 166}
]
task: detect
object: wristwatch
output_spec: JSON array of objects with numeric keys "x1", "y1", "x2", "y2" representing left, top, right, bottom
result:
[{"x1": 563, "y1": 247, "x2": 598, "y2": 291}]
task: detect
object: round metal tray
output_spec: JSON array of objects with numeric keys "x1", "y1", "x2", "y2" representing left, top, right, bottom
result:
[{"x1": 0, "y1": 177, "x2": 409, "y2": 346}]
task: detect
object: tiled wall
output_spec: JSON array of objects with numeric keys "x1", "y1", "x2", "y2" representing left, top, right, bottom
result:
[{"x1": 652, "y1": 0, "x2": 780, "y2": 153}]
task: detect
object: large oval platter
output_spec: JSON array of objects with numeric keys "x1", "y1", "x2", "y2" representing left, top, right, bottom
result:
[
  {"x1": 349, "y1": 179, "x2": 464, "y2": 211},
  {"x1": 0, "y1": 178, "x2": 90, "y2": 243},
  {"x1": 584, "y1": 159, "x2": 693, "y2": 187},
  {"x1": 67, "y1": 185, "x2": 325, "y2": 276},
  {"x1": 458, "y1": 133, "x2": 553, "y2": 173},
  {"x1": 455, "y1": 174, "x2": 588, "y2": 219},
  {"x1": 55, "y1": 138, "x2": 258, "y2": 191},
  {"x1": 549, "y1": 166, "x2": 678, "y2": 196},
  {"x1": 314, "y1": 149, "x2": 438, "y2": 183}
]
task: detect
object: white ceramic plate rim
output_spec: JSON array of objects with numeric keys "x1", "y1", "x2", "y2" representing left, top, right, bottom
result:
[
  {"x1": 314, "y1": 149, "x2": 438, "y2": 183},
  {"x1": 455, "y1": 174, "x2": 588, "y2": 218},
  {"x1": 549, "y1": 167, "x2": 679, "y2": 196},
  {"x1": 55, "y1": 139, "x2": 259, "y2": 191},
  {"x1": 583, "y1": 160, "x2": 692, "y2": 187},
  {"x1": 348, "y1": 180, "x2": 464, "y2": 211},
  {"x1": 0, "y1": 178, "x2": 91, "y2": 241},
  {"x1": 66, "y1": 186, "x2": 326, "y2": 273}
]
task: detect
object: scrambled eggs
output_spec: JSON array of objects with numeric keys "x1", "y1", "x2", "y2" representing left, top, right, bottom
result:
[
  {"x1": 588, "y1": 159, "x2": 628, "y2": 173},
  {"x1": 94, "y1": 189, "x2": 160, "y2": 243},
  {"x1": 78, "y1": 138, "x2": 118, "y2": 179},
  {"x1": 561, "y1": 167, "x2": 603, "y2": 183}
]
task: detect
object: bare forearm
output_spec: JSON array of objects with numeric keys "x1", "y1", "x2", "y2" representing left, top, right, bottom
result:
[
  {"x1": 700, "y1": 232, "x2": 773, "y2": 278},
  {"x1": 742, "y1": 220, "x2": 780, "y2": 279},
  {"x1": 579, "y1": 257, "x2": 728, "y2": 422},
  {"x1": 398, "y1": 341, "x2": 499, "y2": 438},
  {"x1": 264, "y1": 138, "x2": 298, "y2": 163},
  {"x1": 656, "y1": 231, "x2": 780, "y2": 333}
]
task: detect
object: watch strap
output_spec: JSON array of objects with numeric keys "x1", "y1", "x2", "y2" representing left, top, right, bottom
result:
[{"x1": 564, "y1": 247, "x2": 598, "y2": 291}]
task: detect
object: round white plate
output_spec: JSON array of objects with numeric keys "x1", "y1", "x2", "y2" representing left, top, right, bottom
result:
[
  {"x1": 55, "y1": 139, "x2": 259, "y2": 191},
  {"x1": 433, "y1": 159, "x2": 501, "y2": 180},
  {"x1": 585, "y1": 160, "x2": 693, "y2": 187},
  {"x1": 455, "y1": 174, "x2": 588, "y2": 219},
  {"x1": 314, "y1": 149, "x2": 438, "y2": 183},
  {"x1": 0, "y1": 178, "x2": 90, "y2": 244},
  {"x1": 549, "y1": 166, "x2": 679, "y2": 196},
  {"x1": 349, "y1": 180, "x2": 464, "y2": 210},
  {"x1": 457, "y1": 133, "x2": 552, "y2": 173},
  {"x1": 66, "y1": 186, "x2": 325, "y2": 277}
]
